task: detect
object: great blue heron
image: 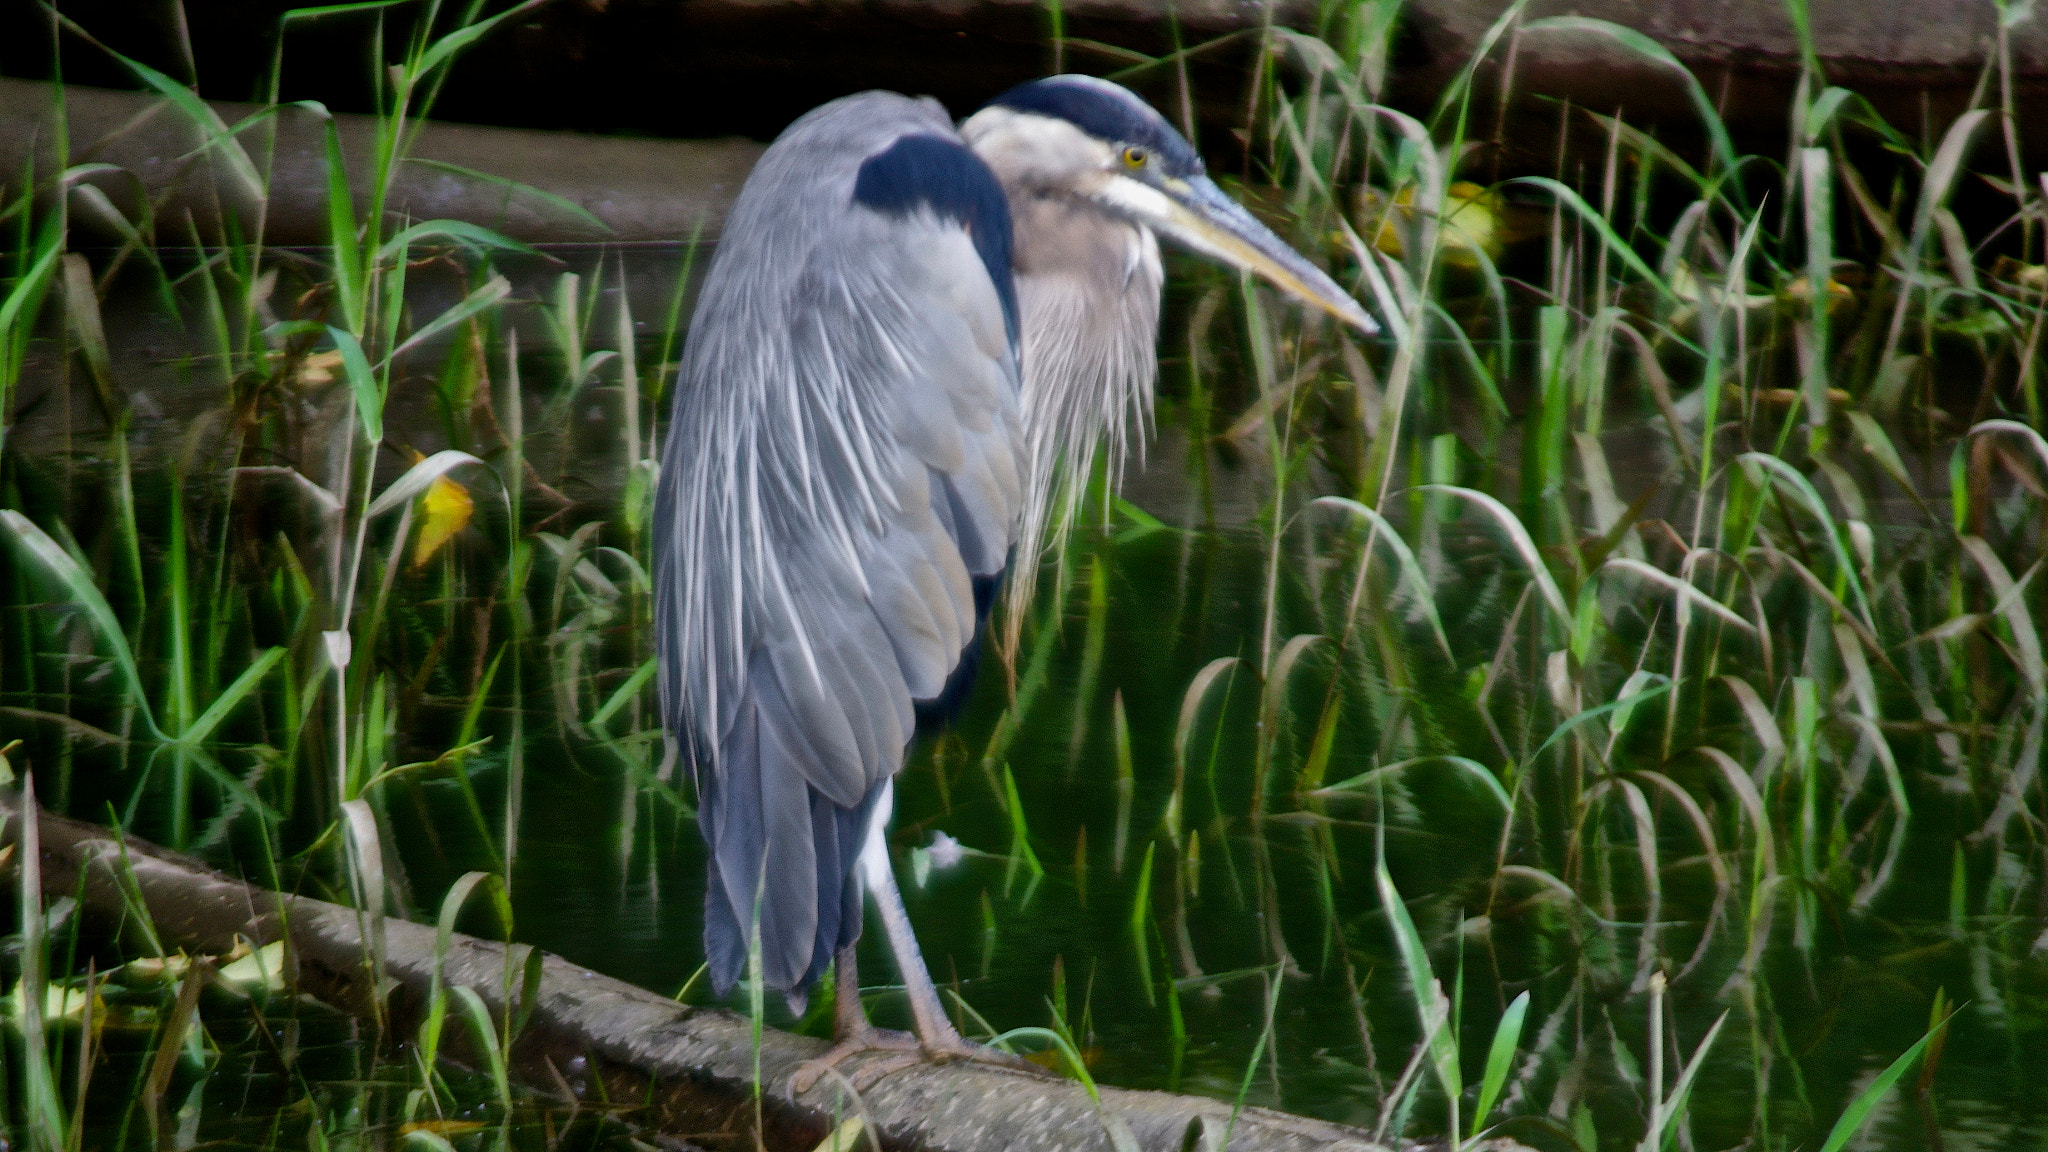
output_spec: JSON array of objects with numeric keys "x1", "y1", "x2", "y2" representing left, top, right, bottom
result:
[{"x1": 653, "y1": 74, "x2": 1374, "y2": 1082}]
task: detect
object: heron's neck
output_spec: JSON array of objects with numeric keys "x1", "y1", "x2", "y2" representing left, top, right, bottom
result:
[{"x1": 999, "y1": 180, "x2": 1164, "y2": 571}]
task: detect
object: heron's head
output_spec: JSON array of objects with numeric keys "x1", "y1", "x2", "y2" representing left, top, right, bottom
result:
[{"x1": 961, "y1": 75, "x2": 1377, "y2": 334}]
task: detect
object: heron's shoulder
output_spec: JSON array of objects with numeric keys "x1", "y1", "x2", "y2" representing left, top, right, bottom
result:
[{"x1": 847, "y1": 133, "x2": 1018, "y2": 348}]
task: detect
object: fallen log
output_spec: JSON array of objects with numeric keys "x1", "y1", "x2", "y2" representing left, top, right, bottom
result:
[
  {"x1": 0, "y1": 789, "x2": 1522, "y2": 1152},
  {"x1": 0, "y1": 77, "x2": 763, "y2": 246}
]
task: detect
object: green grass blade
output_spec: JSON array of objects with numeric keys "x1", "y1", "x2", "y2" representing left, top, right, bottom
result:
[
  {"x1": 591, "y1": 656, "x2": 657, "y2": 732},
  {"x1": 327, "y1": 325, "x2": 381, "y2": 443},
  {"x1": 1530, "y1": 681, "x2": 1674, "y2": 766},
  {"x1": 386, "y1": 274, "x2": 511, "y2": 363},
  {"x1": 377, "y1": 220, "x2": 536, "y2": 264},
  {"x1": 1735, "y1": 451, "x2": 1875, "y2": 626},
  {"x1": 282, "y1": 1, "x2": 407, "y2": 20},
  {"x1": 364, "y1": 449, "x2": 495, "y2": 519},
  {"x1": 1646, "y1": 1008, "x2": 1728, "y2": 1151},
  {"x1": 450, "y1": 984, "x2": 512, "y2": 1107},
  {"x1": 179, "y1": 646, "x2": 285, "y2": 747},
  {"x1": 1470, "y1": 990, "x2": 1530, "y2": 1137},
  {"x1": 1375, "y1": 861, "x2": 1461, "y2": 1132},
  {"x1": 1128, "y1": 840, "x2": 1156, "y2": 998},
  {"x1": 0, "y1": 241, "x2": 63, "y2": 341},
  {"x1": 423, "y1": 871, "x2": 498, "y2": 1067},
  {"x1": 404, "y1": 158, "x2": 613, "y2": 235},
  {"x1": 1412, "y1": 486, "x2": 1570, "y2": 621},
  {"x1": 1312, "y1": 756, "x2": 1513, "y2": 817},
  {"x1": 411, "y1": 0, "x2": 546, "y2": 80},
  {"x1": 0, "y1": 511, "x2": 161, "y2": 739},
  {"x1": 321, "y1": 120, "x2": 364, "y2": 333},
  {"x1": 1312, "y1": 496, "x2": 1453, "y2": 658},
  {"x1": 14, "y1": 776, "x2": 68, "y2": 1152},
  {"x1": 1508, "y1": 177, "x2": 1677, "y2": 304},
  {"x1": 74, "y1": 37, "x2": 263, "y2": 201},
  {"x1": 1521, "y1": 17, "x2": 1737, "y2": 176}
]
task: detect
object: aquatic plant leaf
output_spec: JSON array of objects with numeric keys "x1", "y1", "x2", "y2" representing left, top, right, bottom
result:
[
  {"x1": 1471, "y1": 990, "x2": 1530, "y2": 1137},
  {"x1": 1411, "y1": 485, "x2": 1570, "y2": 622},
  {"x1": 1312, "y1": 755, "x2": 1512, "y2": 817},
  {"x1": 1521, "y1": 17, "x2": 1736, "y2": 176},
  {"x1": 1645, "y1": 1009, "x2": 1728, "y2": 1151},
  {"x1": 410, "y1": 471, "x2": 475, "y2": 569},
  {"x1": 388, "y1": 274, "x2": 511, "y2": 363},
  {"x1": 180, "y1": 646, "x2": 285, "y2": 747},
  {"x1": 1735, "y1": 452, "x2": 1876, "y2": 628},
  {"x1": 1530, "y1": 680, "x2": 1674, "y2": 768},
  {"x1": 422, "y1": 871, "x2": 501, "y2": 1068},
  {"x1": 1815, "y1": 1015, "x2": 1945, "y2": 1152},
  {"x1": 69, "y1": 35, "x2": 263, "y2": 202},
  {"x1": 0, "y1": 242, "x2": 62, "y2": 345},
  {"x1": 326, "y1": 326, "x2": 381, "y2": 442},
  {"x1": 1425, "y1": 0, "x2": 1533, "y2": 133},
  {"x1": 378, "y1": 223, "x2": 533, "y2": 266},
  {"x1": 320, "y1": 119, "x2": 365, "y2": 333},
  {"x1": 0, "y1": 511, "x2": 159, "y2": 738},
  {"x1": 406, "y1": 158, "x2": 612, "y2": 235},
  {"x1": 367, "y1": 449, "x2": 496, "y2": 520},
  {"x1": 591, "y1": 657, "x2": 658, "y2": 734},
  {"x1": 1375, "y1": 863, "x2": 1461, "y2": 1127},
  {"x1": 411, "y1": 0, "x2": 546, "y2": 81},
  {"x1": 1600, "y1": 558, "x2": 1755, "y2": 633},
  {"x1": 1312, "y1": 496, "x2": 1453, "y2": 657}
]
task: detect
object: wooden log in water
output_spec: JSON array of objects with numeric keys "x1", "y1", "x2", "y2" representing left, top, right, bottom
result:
[
  {"x1": 0, "y1": 790, "x2": 1522, "y2": 1152},
  {"x1": 0, "y1": 76, "x2": 763, "y2": 246}
]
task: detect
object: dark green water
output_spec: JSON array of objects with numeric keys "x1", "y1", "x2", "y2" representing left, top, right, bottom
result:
[{"x1": 376, "y1": 518, "x2": 2046, "y2": 1152}]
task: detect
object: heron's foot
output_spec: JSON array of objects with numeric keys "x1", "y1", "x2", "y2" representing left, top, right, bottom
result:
[
  {"x1": 788, "y1": 1023, "x2": 921, "y2": 1096},
  {"x1": 790, "y1": 1028, "x2": 1043, "y2": 1095},
  {"x1": 909, "y1": 1030, "x2": 1043, "y2": 1078}
]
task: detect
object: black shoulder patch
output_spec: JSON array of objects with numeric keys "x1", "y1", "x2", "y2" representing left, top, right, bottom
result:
[
  {"x1": 986, "y1": 76, "x2": 1203, "y2": 177},
  {"x1": 851, "y1": 133, "x2": 1019, "y2": 347}
]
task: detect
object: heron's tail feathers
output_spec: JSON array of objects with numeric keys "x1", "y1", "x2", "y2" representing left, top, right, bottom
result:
[{"x1": 700, "y1": 661, "x2": 880, "y2": 1012}]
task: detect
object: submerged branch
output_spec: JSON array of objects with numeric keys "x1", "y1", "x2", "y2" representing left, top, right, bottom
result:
[{"x1": 0, "y1": 791, "x2": 1511, "y2": 1152}]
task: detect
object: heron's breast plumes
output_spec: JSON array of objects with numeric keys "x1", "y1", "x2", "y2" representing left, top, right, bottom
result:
[{"x1": 1002, "y1": 192, "x2": 1163, "y2": 641}]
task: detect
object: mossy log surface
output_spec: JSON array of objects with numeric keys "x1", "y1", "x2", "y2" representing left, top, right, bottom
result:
[{"x1": 0, "y1": 790, "x2": 1524, "y2": 1152}]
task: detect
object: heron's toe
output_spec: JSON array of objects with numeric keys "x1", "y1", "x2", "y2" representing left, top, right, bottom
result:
[{"x1": 789, "y1": 1027, "x2": 921, "y2": 1096}]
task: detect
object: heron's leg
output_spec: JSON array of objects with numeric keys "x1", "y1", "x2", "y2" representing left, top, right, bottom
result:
[
  {"x1": 857, "y1": 836, "x2": 971, "y2": 1050},
  {"x1": 792, "y1": 787, "x2": 1036, "y2": 1094},
  {"x1": 787, "y1": 944, "x2": 919, "y2": 1096},
  {"x1": 858, "y1": 836, "x2": 1036, "y2": 1075}
]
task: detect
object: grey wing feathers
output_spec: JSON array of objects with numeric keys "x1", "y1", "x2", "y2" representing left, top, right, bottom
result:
[{"x1": 654, "y1": 92, "x2": 1022, "y2": 999}]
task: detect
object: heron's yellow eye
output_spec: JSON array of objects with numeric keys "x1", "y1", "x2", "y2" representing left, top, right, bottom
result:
[{"x1": 1122, "y1": 146, "x2": 1149, "y2": 168}]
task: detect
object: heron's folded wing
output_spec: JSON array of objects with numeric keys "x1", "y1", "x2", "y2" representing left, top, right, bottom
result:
[
  {"x1": 656, "y1": 128, "x2": 1023, "y2": 810},
  {"x1": 757, "y1": 216, "x2": 1022, "y2": 807}
]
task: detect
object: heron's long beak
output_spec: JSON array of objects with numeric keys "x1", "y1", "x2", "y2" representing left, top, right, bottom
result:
[{"x1": 1122, "y1": 174, "x2": 1378, "y2": 334}]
